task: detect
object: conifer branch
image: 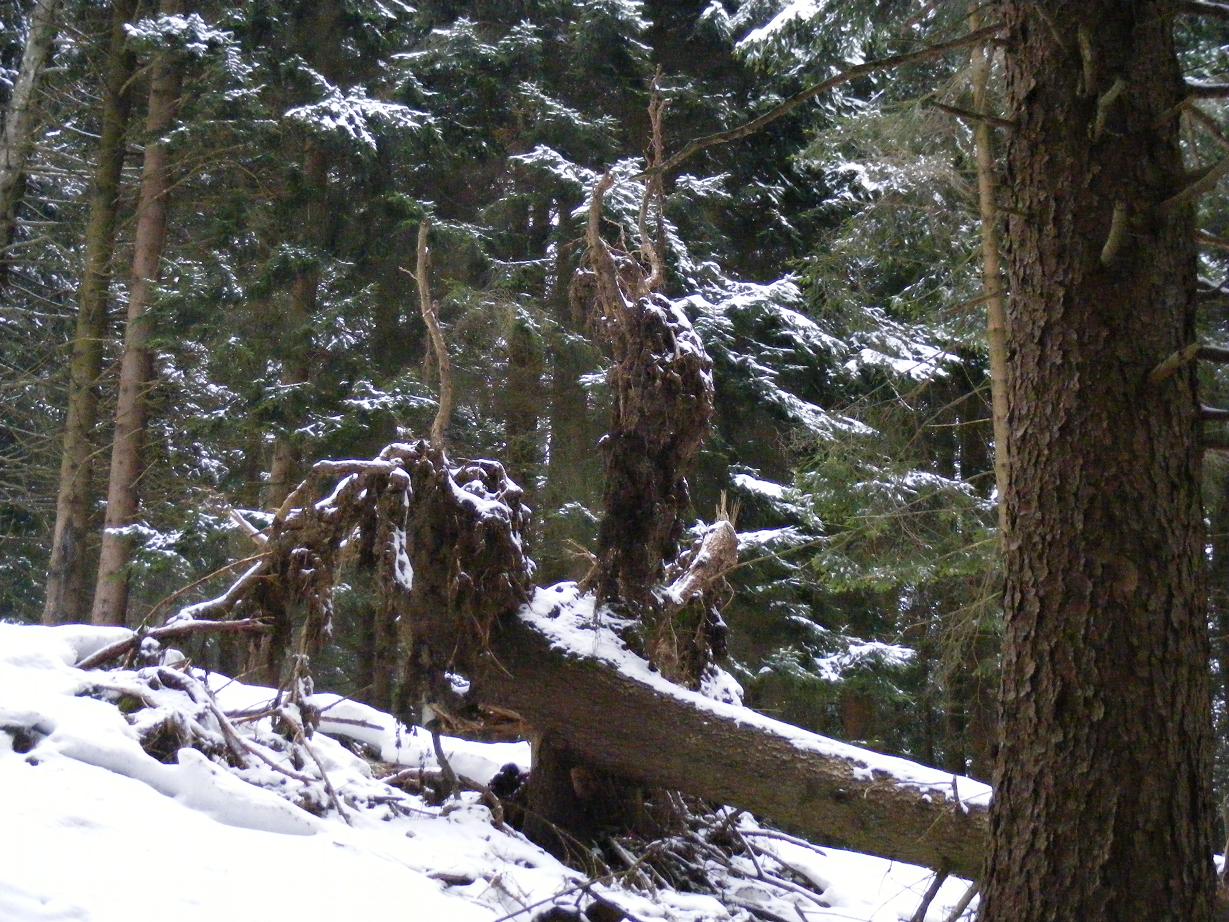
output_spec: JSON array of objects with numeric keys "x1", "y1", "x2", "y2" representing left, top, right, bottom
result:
[
  {"x1": 1186, "y1": 80, "x2": 1229, "y2": 99},
  {"x1": 1158, "y1": 156, "x2": 1229, "y2": 214},
  {"x1": 930, "y1": 100, "x2": 1014, "y2": 130},
  {"x1": 1183, "y1": 1, "x2": 1229, "y2": 22},
  {"x1": 638, "y1": 23, "x2": 1004, "y2": 180}
]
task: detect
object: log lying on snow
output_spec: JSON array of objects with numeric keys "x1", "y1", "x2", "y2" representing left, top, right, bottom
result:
[
  {"x1": 475, "y1": 589, "x2": 990, "y2": 880},
  {"x1": 104, "y1": 442, "x2": 990, "y2": 880}
]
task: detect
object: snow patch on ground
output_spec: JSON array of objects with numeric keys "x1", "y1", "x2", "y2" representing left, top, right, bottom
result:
[{"x1": 0, "y1": 620, "x2": 978, "y2": 921}]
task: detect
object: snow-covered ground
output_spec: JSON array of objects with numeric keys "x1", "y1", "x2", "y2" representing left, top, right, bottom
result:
[{"x1": 0, "y1": 621, "x2": 977, "y2": 921}]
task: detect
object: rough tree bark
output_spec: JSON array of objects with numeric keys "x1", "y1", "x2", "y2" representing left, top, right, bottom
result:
[
  {"x1": 91, "y1": 0, "x2": 186, "y2": 626},
  {"x1": 0, "y1": 0, "x2": 61, "y2": 270},
  {"x1": 43, "y1": 0, "x2": 138, "y2": 625},
  {"x1": 980, "y1": 3, "x2": 1215, "y2": 920}
]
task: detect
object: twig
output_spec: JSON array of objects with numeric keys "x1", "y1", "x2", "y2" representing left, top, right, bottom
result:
[{"x1": 910, "y1": 869, "x2": 950, "y2": 922}]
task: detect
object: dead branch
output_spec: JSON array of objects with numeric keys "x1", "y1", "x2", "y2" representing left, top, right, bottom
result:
[
  {"x1": 1203, "y1": 405, "x2": 1229, "y2": 422},
  {"x1": 944, "y1": 882, "x2": 980, "y2": 922},
  {"x1": 1158, "y1": 156, "x2": 1229, "y2": 215},
  {"x1": 279, "y1": 704, "x2": 352, "y2": 824},
  {"x1": 637, "y1": 69, "x2": 668, "y2": 294},
  {"x1": 1100, "y1": 202, "x2": 1129, "y2": 263},
  {"x1": 1186, "y1": 104, "x2": 1229, "y2": 152},
  {"x1": 227, "y1": 508, "x2": 267, "y2": 546},
  {"x1": 75, "y1": 616, "x2": 270, "y2": 670},
  {"x1": 1150, "y1": 342, "x2": 1229, "y2": 382},
  {"x1": 417, "y1": 219, "x2": 453, "y2": 450}
]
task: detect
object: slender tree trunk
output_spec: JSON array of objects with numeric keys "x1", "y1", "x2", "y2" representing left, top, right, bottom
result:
[
  {"x1": 0, "y1": 0, "x2": 61, "y2": 272},
  {"x1": 970, "y1": 12, "x2": 1010, "y2": 539},
  {"x1": 500, "y1": 312, "x2": 544, "y2": 488},
  {"x1": 42, "y1": 0, "x2": 138, "y2": 625},
  {"x1": 266, "y1": 144, "x2": 327, "y2": 508},
  {"x1": 90, "y1": 0, "x2": 185, "y2": 626},
  {"x1": 1209, "y1": 470, "x2": 1229, "y2": 868},
  {"x1": 980, "y1": 4, "x2": 1215, "y2": 920}
]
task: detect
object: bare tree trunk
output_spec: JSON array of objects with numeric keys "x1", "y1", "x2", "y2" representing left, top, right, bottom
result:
[
  {"x1": 90, "y1": 0, "x2": 185, "y2": 627},
  {"x1": 980, "y1": 3, "x2": 1215, "y2": 920},
  {"x1": 970, "y1": 13, "x2": 1010, "y2": 539},
  {"x1": 0, "y1": 0, "x2": 61, "y2": 272},
  {"x1": 499, "y1": 312, "x2": 544, "y2": 487},
  {"x1": 43, "y1": 0, "x2": 138, "y2": 625}
]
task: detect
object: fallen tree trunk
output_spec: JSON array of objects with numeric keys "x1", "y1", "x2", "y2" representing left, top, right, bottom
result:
[
  {"x1": 109, "y1": 442, "x2": 990, "y2": 879},
  {"x1": 476, "y1": 603, "x2": 990, "y2": 880}
]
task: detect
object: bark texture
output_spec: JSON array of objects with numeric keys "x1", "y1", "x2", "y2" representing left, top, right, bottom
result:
[
  {"x1": 91, "y1": 0, "x2": 185, "y2": 626},
  {"x1": 43, "y1": 0, "x2": 138, "y2": 625},
  {"x1": 980, "y1": 4, "x2": 1215, "y2": 920}
]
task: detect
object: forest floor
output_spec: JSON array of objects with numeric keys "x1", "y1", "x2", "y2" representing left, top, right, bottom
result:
[{"x1": 0, "y1": 621, "x2": 977, "y2": 921}]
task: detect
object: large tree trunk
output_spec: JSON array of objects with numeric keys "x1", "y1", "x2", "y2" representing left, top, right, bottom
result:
[
  {"x1": 0, "y1": 0, "x2": 61, "y2": 270},
  {"x1": 90, "y1": 0, "x2": 185, "y2": 627},
  {"x1": 42, "y1": 0, "x2": 138, "y2": 625},
  {"x1": 980, "y1": 4, "x2": 1215, "y2": 920}
]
